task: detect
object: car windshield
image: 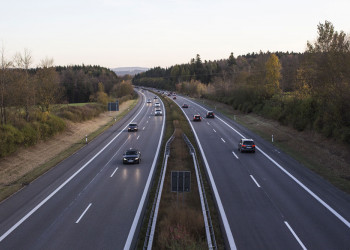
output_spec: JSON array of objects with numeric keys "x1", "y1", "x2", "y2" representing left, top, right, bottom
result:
[
  {"x1": 243, "y1": 141, "x2": 254, "y2": 145},
  {"x1": 129, "y1": 124, "x2": 137, "y2": 127},
  {"x1": 126, "y1": 150, "x2": 137, "y2": 155}
]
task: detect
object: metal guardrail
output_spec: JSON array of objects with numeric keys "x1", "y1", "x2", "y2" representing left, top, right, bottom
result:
[
  {"x1": 183, "y1": 133, "x2": 217, "y2": 250},
  {"x1": 143, "y1": 133, "x2": 175, "y2": 249}
]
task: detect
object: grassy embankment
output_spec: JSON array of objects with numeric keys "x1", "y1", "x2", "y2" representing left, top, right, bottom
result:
[
  {"x1": 0, "y1": 99, "x2": 138, "y2": 201},
  {"x1": 197, "y1": 98, "x2": 350, "y2": 194},
  {"x1": 137, "y1": 94, "x2": 225, "y2": 249}
]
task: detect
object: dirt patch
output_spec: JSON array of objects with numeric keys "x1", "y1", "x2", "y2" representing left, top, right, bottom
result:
[{"x1": 0, "y1": 100, "x2": 134, "y2": 187}]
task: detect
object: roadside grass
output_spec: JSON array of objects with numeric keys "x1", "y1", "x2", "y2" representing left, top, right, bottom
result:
[
  {"x1": 0, "y1": 98, "x2": 138, "y2": 202},
  {"x1": 137, "y1": 94, "x2": 225, "y2": 249},
  {"x1": 195, "y1": 98, "x2": 350, "y2": 194}
]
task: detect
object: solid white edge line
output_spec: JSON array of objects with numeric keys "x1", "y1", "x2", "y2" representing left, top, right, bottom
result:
[
  {"x1": 250, "y1": 175, "x2": 261, "y2": 188},
  {"x1": 75, "y1": 203, "x2": 92, "y2": 224},
  {"x1": 124, "y1": 95, "x2": 166, "y2": 250},
  {"x1": 147, "y1": 154, "x2": 169, "y2": 249},
  {"x1": 110, "y1": 167, "x2": 119, "y2": 178},
  {"x1": 258, "y1": 147, "x2": 350, "y2": 228},
  {"x1": 0, "y1": 91, "x2": 147, "y2": 243},
  {"x1": 191, "y1": 152, "x2": 213, "y2": 249},
  {"x1": 184, "y1": 97, "x2": 350, "y2": 229},
  {"x1": 174, "y1": 99, "x2": 237, "y2": 250},
  {"x1": 284, "y1": 221, "x2": 307, "y2": 250},
  {"x1": 231, "y1": 151, "x2": 239, "y2": 160}
]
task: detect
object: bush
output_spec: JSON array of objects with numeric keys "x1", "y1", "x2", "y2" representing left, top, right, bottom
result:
[
  {"x1": 0, "y1": 125, "x2": 24, "y2": 157},
  {"x1": 56, "y1": 104, "x2": 105, "y2": 122},
  {"x1": 21, "y1": 123, "x2": 39, "y2": 146}
]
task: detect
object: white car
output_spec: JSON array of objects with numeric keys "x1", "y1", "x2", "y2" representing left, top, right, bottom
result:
[
  {"x1": 147, "y1": 99, "x2": 152, "y2": 103},
  {"x1": 155, "y1": 109, "x2": 163, "y2": 116},
  {"x1": 154, "y1": 102, "x2": 160, "y2": 107}
]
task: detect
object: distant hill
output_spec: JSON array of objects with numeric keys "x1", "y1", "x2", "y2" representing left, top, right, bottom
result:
[{"x1": 111, "y1": 67, "x2": 149, "y2": 76}]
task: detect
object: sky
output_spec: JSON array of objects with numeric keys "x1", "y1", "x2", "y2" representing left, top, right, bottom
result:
[{"x1": 1, "y1": 0, "x2": 349, "y2": 69}]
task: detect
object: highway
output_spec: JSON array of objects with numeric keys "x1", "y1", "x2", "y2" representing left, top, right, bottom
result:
[
  {"x1": 172, "y1": 94, "x2": 350, "y2": 249},
  {"x1": 0, "y1": 90, "x2": 165, "y2": 249}
]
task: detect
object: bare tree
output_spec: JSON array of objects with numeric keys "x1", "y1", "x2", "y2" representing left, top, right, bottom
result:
[
  {"x1": 0, "y1": 45, "x2": 13, "y2": 125},
  {"x1": 36, "y1": 57, "x2": 61, "y2": 112},
  {"x1": 14, "y1": 48, "x2": 34, "y2": 121}
]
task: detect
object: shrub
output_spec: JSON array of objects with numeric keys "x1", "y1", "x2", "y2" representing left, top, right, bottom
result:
[
  {"x1": 0, "y1": 125, "x2": 24, "y2": 157},
  {"x1": 21, "y1": 123, "x2": 39, "y2": 146}
]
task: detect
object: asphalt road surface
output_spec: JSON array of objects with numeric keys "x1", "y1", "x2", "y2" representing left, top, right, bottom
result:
[
  {"x1": 173, "y1": 95, "x2": 350, "y2": 250},
  {"x1": 0, "y1": 90, "x2": 165, "y2": 250}
]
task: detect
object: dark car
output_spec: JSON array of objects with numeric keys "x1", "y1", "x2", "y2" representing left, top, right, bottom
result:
[
  {"x1": 154, "y1": 96, "x2": 158, "y2": 99},
  {"x1": 123, "y1": 148, "x2": 141, "y2": 164},
  {"x1": 193, "y1": 115, "x2": 201, "y2": 121},
  {"x1": 173, "y1": 96, "x2": 176, "y2": 99},
  {"x1": 182, "y1": 103, "x2": 189, "y2": 108},
  {"x1": 238, "y1": 139, "x2": 256, "y2": 153},
  {"x1": 206, "y1": 111, "x2": 215, "y2": 118},
  {"x1": 128, "y1": 123, "x2": 138, "y2": 132}
]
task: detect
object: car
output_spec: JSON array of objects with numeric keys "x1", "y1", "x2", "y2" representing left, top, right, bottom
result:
[
  {"x1": 147, "y1": 99, "x2": 152, "y2": 103},
  {"x1": 128, "y1": 123, "x2": 138, "y2": 132},
  {"x1": 193, "y1": 115, "x2": 201, "y2": 121},
  {"x1": 123, "y1": 148, "x2": 141, "y2": 164},
  {"x1": 238, "y1": 139, "x2": 256, "y2": 153},
  {"x1": 154, "y1": 96, "x2": 158, "y2": 99},
  {"x1": 182, "y1": 103, "x2": 189, "y2": 108},
  {"x1": 173, "y1": 96, "x2": 176, "y2": 99},
  {"x1": 154, "y1": 102, "x2": 160, "y2": 107},
  {"x1": 206, "y1": 111, "x2": 215, "y2": 118},
  {"x1": 155, "y1": 109, "x2": 163, "y2": 116}
]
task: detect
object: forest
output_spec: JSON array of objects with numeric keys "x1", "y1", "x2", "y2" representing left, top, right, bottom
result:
[
  {"x1": 0, "y1": 56, "x2": 135, "y2": 157},
  {"x1": 133, "y1": 21, "x2": 350, "y2": 143}
]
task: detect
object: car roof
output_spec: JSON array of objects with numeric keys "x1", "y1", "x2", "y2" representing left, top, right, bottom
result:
[
  {"x1": 126, "y1": 148, "x2": 139, "y2": 153},
  {"x1": 242, "y1": 138, "x2": 254, "y2": 141},
  {"x1": 129, "y1": 123, "x2": 137, "y2": 125}
]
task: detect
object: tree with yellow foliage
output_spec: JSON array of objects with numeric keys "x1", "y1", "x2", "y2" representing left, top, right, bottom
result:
[
  {"x1": 96, "y1": 82, "x2": 108, "y2": 106},
  {"x1": 265, "y1": 54, "x2": 282, "y2": 98}
]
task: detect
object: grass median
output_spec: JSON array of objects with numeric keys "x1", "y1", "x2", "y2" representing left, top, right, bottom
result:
[{"x1": 137, "y1": 94, "x2": 225, "y2": 249}]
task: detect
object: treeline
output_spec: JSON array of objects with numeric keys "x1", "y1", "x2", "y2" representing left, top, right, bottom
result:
[
  {"x1": 133, "y1": 21, "x2": 350, "y2": 143},
  {"x1": 0, "y1": 52, "x2": 136, "y2": 157}
]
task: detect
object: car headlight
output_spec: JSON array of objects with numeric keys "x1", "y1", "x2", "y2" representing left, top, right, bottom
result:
[
  {"x1": 123, "y1": 158, "x2": 127, "y2": 160},
  {"x1": 134, "y1": 158, "x2": 139, "y2": 160}
]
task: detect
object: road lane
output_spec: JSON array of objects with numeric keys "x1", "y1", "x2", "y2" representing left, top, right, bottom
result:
[
  {"x1": 0, "y1": 90, "x2": 165, "y2": 249},
  {"x1": 174, "y1": 95, "x2": 350, "y2": 249}
]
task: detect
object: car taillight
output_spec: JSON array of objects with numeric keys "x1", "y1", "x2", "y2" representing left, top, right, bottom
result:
[
  {"x1": 252, "y1": 145, "x2": 255, "y2": 147},
  {"x1": 242, "y1": 145, "x2": 246, "y2": 147}
]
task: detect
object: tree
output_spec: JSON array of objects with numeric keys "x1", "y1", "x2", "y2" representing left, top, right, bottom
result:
[
  {"x1": 300, "y1": 20, "x2": 350, "y2": 137},
  {"x1": 36, "y1": 57, "x2": 61, "y2": 112},
  {"x1": 13, "y1": 49, "x2": 34, "y2": 121},
  {"x1": 96, "y1": 82, "x2": 108, "y2": 105},
  {"x1": 265, "y1": 53, "x2": 282, "y2": 97},
  {"x1": 227, "y1": 52, "x2": 236, "y2": 66},
  {"x1": 0, "y1": 46, "x2": 12, "y2": 124}
]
